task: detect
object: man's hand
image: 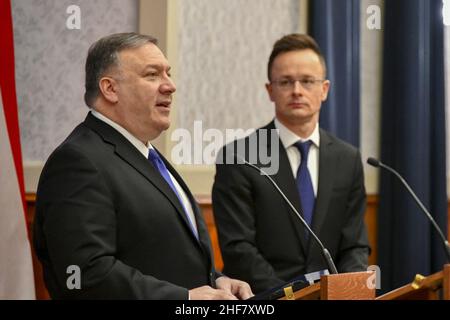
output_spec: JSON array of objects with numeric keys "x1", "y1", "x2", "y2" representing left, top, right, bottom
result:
[
  {"x1": 216, "y1": 276, "x2": 254, "y2": 300},
  {"x1": 188, "y1": 286, "x2": 238, "y2": 300}
]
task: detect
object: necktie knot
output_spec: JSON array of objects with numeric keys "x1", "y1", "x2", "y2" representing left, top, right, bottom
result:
[
  {"x1": 148, "y1": 148, "x2": 169, "y2": 176},
  {"x1": 148, "y1": 148, "x2": 162, "y2": 164},
  {"x1": 294, "y1": 140, "x2": 313, "y2": 160}
]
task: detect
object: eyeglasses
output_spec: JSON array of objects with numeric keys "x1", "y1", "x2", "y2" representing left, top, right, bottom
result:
[{"x1": 271, "y1": 78, "x2": 326, "y2": 91}]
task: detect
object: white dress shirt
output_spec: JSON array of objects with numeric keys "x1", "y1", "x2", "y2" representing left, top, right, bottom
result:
[
  {"x1": 274, "y1": 118, "x2": 320, "y2": 196},
  {"x1": 91, "y1": 110, "x2": 198, "y2": 235}
]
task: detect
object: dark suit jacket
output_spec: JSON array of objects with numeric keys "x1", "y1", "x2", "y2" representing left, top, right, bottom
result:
[
  {"x1": 34, "y1": 112, "x2": 218, "y2": 299},
  {"x1": 212, "y1": 121, "x2": 370, "y2": 293}
]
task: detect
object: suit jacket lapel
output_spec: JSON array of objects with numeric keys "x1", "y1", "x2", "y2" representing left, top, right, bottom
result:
[
  {"x1": 163, "y1": 157, "x2": 213, "y2": 246},
  {"x1": 310, "y1": 129, "x2": 336, "y2": 240},
  {"x1": 84, "y1": 113, "x2": 203, "y2": 247},
  {"x1": 163, "y1": 160, "x2": 214, "y2": 262},
  {"x1": 262, "y1": 121, "x2": 308, "y2": 252}
]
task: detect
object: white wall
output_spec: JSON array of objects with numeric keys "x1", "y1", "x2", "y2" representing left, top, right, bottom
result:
[
  {"x1": 11, "y1": 0, "x2": 138, "y2": 191},
  {"x1": 176, "y1": 0, "x2": 299, "y2": 137}
]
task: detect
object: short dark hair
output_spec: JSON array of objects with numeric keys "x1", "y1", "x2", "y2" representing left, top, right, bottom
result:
[
  {"x1": 84, "y1": 32, "x2": 158, "y2": 107},
  {"x1": 267, "y1": 33, "x2": 326, "y2": 81}
]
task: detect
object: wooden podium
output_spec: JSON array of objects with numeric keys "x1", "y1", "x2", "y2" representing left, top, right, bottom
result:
[
  {"x1": 279, "y1": 271, "x2": 376, "y2": 300},
  {"x1": 376, "y1": 264, "x2": 450, "y2": 300},
  {"x1": 279, "y1": 265, "x2": 450, "y2": 300}
]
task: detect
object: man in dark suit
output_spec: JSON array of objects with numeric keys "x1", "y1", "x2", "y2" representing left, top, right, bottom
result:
[
  {"x1": 33, "y1": 33, "x2": 252, "y2": 299},
  {"x1": 212, "y1": 34, "x2": 370, "y2": 294}
]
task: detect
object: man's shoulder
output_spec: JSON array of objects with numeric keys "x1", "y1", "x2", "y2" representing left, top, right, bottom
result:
[
  {"x1": 217, "y1": 121, "x2": 277, "y2": 162},
  {"x1": 44, "y1": 117, "x2": 110, "y2": 170},
  {"x1": 55, "y1": 122, "x2": 100, "y2": 153},
  {"x1": 320, "y1": 128, "x2": 360, "y2": 157}
]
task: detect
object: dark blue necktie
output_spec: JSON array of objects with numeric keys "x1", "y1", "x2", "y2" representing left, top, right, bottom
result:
[
  {"x1": 294, "y1": 141, "x2": 315, "y2": 228},
  {"x1": 148, "y1": 148, "x2": 199, "y2": 239}
]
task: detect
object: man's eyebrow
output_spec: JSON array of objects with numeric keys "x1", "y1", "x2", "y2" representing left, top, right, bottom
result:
[
  {"x1": 278, "y1": 74, "x2": 315, "y2": 79},
  {"x1": 143, "y1": 64, "x2": 171, "y2": 71}
]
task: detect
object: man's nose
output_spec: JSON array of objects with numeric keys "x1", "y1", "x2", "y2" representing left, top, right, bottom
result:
[
  {"x1": 292, "y1": 80, "x2": 304, "y2": 95},
  {"x1": 161, "y1": 76, "x2": 176, "y2": 94}
]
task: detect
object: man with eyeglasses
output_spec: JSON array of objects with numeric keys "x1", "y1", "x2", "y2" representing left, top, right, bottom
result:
[{"x1": 212, "y1": 34, "x2": 370, "y2": 294}]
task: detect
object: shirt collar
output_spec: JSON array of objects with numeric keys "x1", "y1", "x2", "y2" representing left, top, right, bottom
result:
[
  {"x1": 91, "y1": 109, "x2": 153, "y2": 158},
  {"x1": 274, "y1": 118, "x2": 320, "y2": 149}
]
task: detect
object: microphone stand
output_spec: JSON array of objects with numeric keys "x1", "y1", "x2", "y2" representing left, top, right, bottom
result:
[{"x1": 367, "y1": 157, "x2": 450, "y2": 263}]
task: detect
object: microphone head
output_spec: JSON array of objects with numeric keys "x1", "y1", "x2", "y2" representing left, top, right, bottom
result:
[{"x1": 367, "y1": 157, "x2": 380, "y2": 167}]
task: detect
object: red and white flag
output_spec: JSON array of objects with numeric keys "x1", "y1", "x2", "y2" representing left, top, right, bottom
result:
[{"x1": 0, "y1": 0, "x2": 36, "y2": 299}]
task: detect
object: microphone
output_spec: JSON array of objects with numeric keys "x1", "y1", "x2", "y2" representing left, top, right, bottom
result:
[
  {"x1": 367, "y1": 157, "x2": 450, "y2": 262},
  {"x1": 234, "y1": 154, "x2": 339, "y2": 274}
]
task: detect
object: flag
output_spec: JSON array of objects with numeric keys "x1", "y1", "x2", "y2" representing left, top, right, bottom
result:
[{"x1": 0, "y1": 0, "x2": 36, "y2": 299}]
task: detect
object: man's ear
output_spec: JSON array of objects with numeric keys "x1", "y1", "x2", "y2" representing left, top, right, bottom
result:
[
  {"x1": 265, "y1": 82, "x2": 275, "y2": 102},
  {"x1": 321, "y1": 80, "x2": 330, "y2": 102},
  {"x1": 99, "y1": 77, "x2": 119, "y2": 104}
]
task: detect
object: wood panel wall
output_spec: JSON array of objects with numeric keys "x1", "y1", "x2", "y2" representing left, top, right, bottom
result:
[{"x1": 25, "y1": 194, "x2": 449, "y2": 300}]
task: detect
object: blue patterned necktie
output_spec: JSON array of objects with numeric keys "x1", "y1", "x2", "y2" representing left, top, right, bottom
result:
[
  {"x1": 148, "y1": 148, "x2": 199, "y2": 239},
  {"x1": 294, "y1": 141, "x2": 315, "y2": 228}
]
